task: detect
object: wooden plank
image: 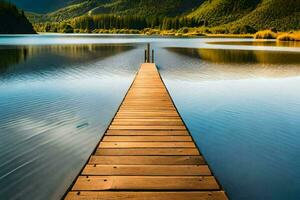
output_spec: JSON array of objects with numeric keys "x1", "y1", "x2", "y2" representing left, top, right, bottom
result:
[
  {"x1": 120, "y1": 105, "x2": 175, "y2": 107},
  {"x1": 119, "y1": 107, "x2": 174, "y2": 110},
  {"x1": 105, "y1": 130, "x2": 189, "y2": 136},
  {"x1": 121, "y1": 105, "x2": 172, "y2": 107},
  {"x1": 115, "y1": 115, "x2": 180, "y2": 118},
  {"x1": 122, "y1": 99, "x2": 172, "y2": 101},
  {"x1": 112, "y1": 119, "x2": 183, "y2": 122},
  {"x1": 111, "y1": 121, "x2": 184, "y2": 126},
  {"x1": 126, "y1": 92, "x2": 169, "y2": 95},
  {"x1": 118, "y1": 108, "x2": 176, "y2": 111},
  {"x1": 82, "y1": 165, "x2": 211, "y2": 176},
  {"x1": 99, "y1": 142, "x2": 196, "y2": 148},
  {"x1": 66, "y1": 191, "x2": 228, "y2": 200},
  {"x1": 89, "y1": 156, "x2": 205, "y2": 165},
  {"x1": 72, "y1": 176, "x2": 220, "y2": 191},
  {"x1": 117, "y1": 110, "x2": 178, "y2": 113},
  {"x1": 125, "y1": 96, "x2": 170, "y2": 98},
  {"x1": 102, "y1": 136, "x2": 192, "y2": 142},
  {"x1": 127, "y1": 89, "x2": 167, "y2": 91},
  {"x1": 116, "y1": 113, "x2": 179, "y2": 116},
  {"x1": 95, "y1": 148, "x2": 200, "y2": 156},
  {"x1": 114, "y1": 116, "x2": 182, "y2": 119},
  {"x1": 109, "y1": 126, "x2": 186, "y2": 130}
]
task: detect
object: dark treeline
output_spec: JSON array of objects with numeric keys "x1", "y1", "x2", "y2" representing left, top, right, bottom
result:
[
  {"x1": 34, "y1": 13, "x2": 260, "y2": 35},
  {"x1": 72, "y1": 15, "x2": 152, "y2": 30},
  {"x1": 35, "y1": 15, "x2": 206, "y2": 33},
  {"x1": 0, "y1": 0, "x2": 36, "y2": 34},
  {"x1": 72, "y1": 15, "x2": 204, "y2": 30}
]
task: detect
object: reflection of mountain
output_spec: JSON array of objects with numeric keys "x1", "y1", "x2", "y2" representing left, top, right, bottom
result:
[
  {"x1": 0, "y1": 44, "x2": 136, "y2": 82},
  {"x1": 169, "y1": 47, "x2": 300, "y2": 64},
  {"x1": 162, "y1": 47, "x2": 300, "y2": 80},
  {"x1": 0, "y1": 44, "x2": 134, "y2": 74},
  {"x1": 209, "y1": 41, "x2": 300, "y2": 48},
  {"x1": 26, "y1": 44, "x2": 134, "y2": 61},
  {"x1": 0, "y1": 48, "x2": 28, "y2": 73}
]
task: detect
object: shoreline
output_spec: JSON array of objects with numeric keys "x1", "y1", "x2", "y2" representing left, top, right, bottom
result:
[
  {"x1": 1, "y1": 32, "x2": 300, "y2": 45},
  {"x1": 33, "y1": 32, "x2": 300, "y2": 41}
]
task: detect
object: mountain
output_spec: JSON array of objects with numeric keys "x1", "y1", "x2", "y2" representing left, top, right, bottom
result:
[
  {"x1": 188, "y1": 0, "x2": 261, "y2": 27},
  {"x1": 0, "y1": 1, "x2": 36, "y2": 34},
  {"x1": 227, "y1": 0, "x2": 300, "y2": 31},
  {"x1": 188, "y1": 0, "x2": 300, "y2": 31},
  {"x1": 13, "y1": 0, "x2": 300, "y2": 32},
  {"x1": 10, "y1": 0, "x2": 203, "y2": 16},
  {"x1": 43, "y1": 0, "x2": 203, "y2": 22}
]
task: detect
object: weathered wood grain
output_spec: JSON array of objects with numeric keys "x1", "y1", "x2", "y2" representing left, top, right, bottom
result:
[
  {"x1": 99, "y1": 142, "x2": 195, "y2": 148},
  {"x1": 65, "y1": 191, "x2": 228, "y2": 200},
  {"x1": 72, "y1": 176, "x2": 220, "y2": 191},
  {"x1": 89, "y1": 155, "x2": 205, "y2": 165},
  {"x1": 82, "y1": 165, "x2": 211, "y2": 176},
  {"x1": 102, "y1": 136, "x2": 192, "y2": 142},
  {"x1": 95, "y1": 148, "x2": 200, "y2": 156}
]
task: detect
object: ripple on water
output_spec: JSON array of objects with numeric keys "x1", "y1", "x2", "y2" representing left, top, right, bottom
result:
[{"x1": 0, "y1": 36, "x2": 300, "y2": 200}]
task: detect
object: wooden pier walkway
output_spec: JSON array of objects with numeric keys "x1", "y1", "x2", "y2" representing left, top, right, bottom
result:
[{"x1": 65, "y1": 63, "x2": 228, "y2": 200}]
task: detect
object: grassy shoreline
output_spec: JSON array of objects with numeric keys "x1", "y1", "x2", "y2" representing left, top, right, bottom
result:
[
  {"x1": 255, "y1": 30, "x2": 300, "y2": 41},
  {"x1": 36, "y1": 28, "x2": 300, "y2": 41}
]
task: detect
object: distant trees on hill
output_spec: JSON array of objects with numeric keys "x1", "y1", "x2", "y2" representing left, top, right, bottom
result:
[{"x1": 34, "y1": 15, "x2": 206, "y2": 33}]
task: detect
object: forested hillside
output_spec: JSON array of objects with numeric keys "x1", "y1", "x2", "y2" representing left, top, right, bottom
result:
[
  {"x1": 10, "y1": 0, "x2": 300, "y2": 34},
  {"x1": 227, "y1": 0, "x2": 300, "y2": 31},
  {"x1": 188, "y1": 0, "x2": 261, "y2": 27},
  {"x1": 0, "y1": 1, "x2": 36, "y2": 34},
  {"x1": 35, "y1": 0, "x2": 203, "y2": 22},
  {"x1": 189, "y1": 0, "x2": 300, "y2": 31}
]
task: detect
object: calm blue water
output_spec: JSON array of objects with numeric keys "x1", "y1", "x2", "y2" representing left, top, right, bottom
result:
[{"x1": 0, "y1": 34, "x2": 300, "y2": 200}]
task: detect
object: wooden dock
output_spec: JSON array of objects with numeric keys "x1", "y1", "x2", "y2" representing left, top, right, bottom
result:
[{"x1": 65, "y1": 63, "x2": 228, "y2": 200}]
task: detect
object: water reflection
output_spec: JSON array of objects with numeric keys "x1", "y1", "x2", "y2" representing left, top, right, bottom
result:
[
  {"x1": 209, "y1": 41, "x2": 300, "y2": 48},
  {"x1": 168, "y1": 48, "x2": 300, "y2": 64},
  {"x1": 0, "y1": 48, "x2": 28, "y2": 72},
  {"x1": 158, "y1": 48, "x2": 300, "y2": 81},
  {"x1": 0, "y1": 44, "x2": 136, "y2": 83}
]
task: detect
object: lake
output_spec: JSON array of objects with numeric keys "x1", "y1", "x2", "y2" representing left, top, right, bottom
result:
[{"x1": 0, "y1": 34, "x2": 300, "y2": 200}]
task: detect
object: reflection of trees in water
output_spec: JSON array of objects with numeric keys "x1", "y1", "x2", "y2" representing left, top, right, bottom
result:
[
  {"x1": 168, "y1": 48, "x2": 300, "y2": 64},
  {"x1": 0, "y1": 48, "x2": 28, "y2": 73},
  {"x1": 198, "y1": 49, "x2": 257, "y2": 64},
  {"x1": 0, "y1": 44, "x2": 134, "y2": 75},
  {"x1": 26, "y1": 44, "x2": 134, "y2": 61},
  {"x1": 164, "y1": 47, "x2": 300, "y2": 79},
  {"x1": 208, "y1": 41, "x2": 300, "y2": 48}
]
